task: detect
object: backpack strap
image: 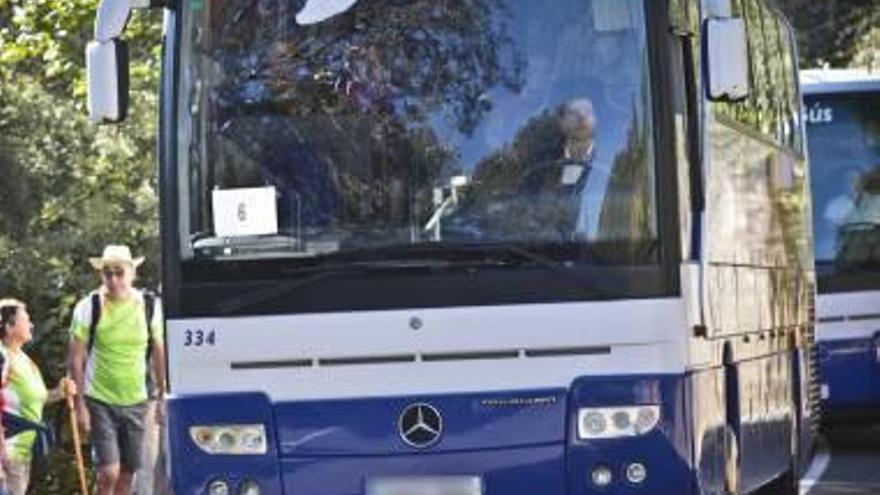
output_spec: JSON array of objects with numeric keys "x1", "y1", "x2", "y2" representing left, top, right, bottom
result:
[
  {"x1": 144, "y1": 291, "x2": 155, "y2": 361},
  {"x1": 87, "y1": 292, "x2": 102, "y2": 354},
  {"x1": 2, "y1": 412, "x2": 49, "y2": 439},
  {"x1": 143, "y1": 291, "x2": 156, "y2": 396}
]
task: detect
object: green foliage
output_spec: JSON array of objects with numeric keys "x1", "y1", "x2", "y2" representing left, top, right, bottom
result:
[
  {"x1": 0, "y1": 0, "x2": 161, "y2": 96},
  {"x1": 0, "y1": 74, "x2": 160, "y2": 494},
  {"x1": 0, "y1": 0, "x2": 875, "y2": 493},
  {"x1": 776, "y1": 0, "x2": 880, "y2": 69},
  {"x1": 0, "y1": 1, "x2": 161, "y2": 493}
]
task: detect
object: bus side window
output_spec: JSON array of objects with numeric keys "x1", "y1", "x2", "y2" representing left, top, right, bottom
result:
[
  {"x1": 716, "y1": 0, "x2": 796, "y2": 150},
  {"x1": 778, "y1": 25, "x2": 803, "y2": 153},
  {"x1": 759, "y1": 3, "x2": 784, "y2": 144},
  {"x1": 743, "y1": 0, "x2": 769, "y2": 135},
  {"x1": 772, "y1": 16, "x2": 794, "y2": 150}
]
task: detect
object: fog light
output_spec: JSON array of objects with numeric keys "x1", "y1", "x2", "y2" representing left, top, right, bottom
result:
[
  {"x1": 239, "y1": 479, "x2": 260, "y2": 495},
  {"x1": 209, "y1": 480, "x2": 230, "y2": 495},
  {"x1": 626, "y1": 462, "x2": 647, "y2": 484},
  {"x1": 591, "y1": 465, "x2": 613, "y2": 487}
]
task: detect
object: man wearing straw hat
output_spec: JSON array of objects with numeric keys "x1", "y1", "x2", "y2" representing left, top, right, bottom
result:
[{"x1": 67, "y1": 245, "x2": 165, "y2": 495}]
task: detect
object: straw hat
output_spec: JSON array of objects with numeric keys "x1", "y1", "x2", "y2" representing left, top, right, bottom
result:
[{"x1": 89, "y1": 245, "x2": 145, "y2": 270}]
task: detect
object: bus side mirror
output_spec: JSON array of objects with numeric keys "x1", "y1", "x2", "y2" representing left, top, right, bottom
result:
[
  {"x1": 87, "y1": 39, "x2": 130, "y2": 123},
  {"x1": 705, "y1": 17, "x2": 750, "y2": 101}
]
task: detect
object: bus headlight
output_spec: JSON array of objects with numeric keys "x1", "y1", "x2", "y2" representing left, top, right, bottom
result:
[
  {"x1": 577, "y1": 406, "x2": 660, "y2": 439},
  {"x1": 190, "y1": 424, "x2": 268, "y2": 455}
]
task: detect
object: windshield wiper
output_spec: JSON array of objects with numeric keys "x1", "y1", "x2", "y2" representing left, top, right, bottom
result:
[
  {"x1": 477, "y1": 243, "x2": 618, "y2": 298},
  {"x1": 839, "y1": 221, "x2": 880, "y2": 231}
]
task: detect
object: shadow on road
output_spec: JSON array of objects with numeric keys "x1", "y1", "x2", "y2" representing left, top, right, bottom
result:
[
  {"x1": 824, "y1": 421, "x2": 880, "y2": 450},
  {"x1": 806, "y1": 421, "x2": 880, "y2": 495}
]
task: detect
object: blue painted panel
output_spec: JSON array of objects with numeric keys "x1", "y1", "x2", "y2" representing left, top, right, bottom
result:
[
  {"x1": 566, "y1": 375, "x2": 694, "y2": 495},
  {"x1": 280, "y1": 445, "x2": 565, "y2": 495},
  {"x1": 819, "y1": 338, "x2": 880, "y2": 410},
  {"x1": 274, "y1": 389, "x2": 567, "y2": 456},
  {"x1": 166, "y1": 393, "x2": 284, "y2": 495},
  {"x1": 167, "y1": 376, "x2": 705, "y2": 495}
]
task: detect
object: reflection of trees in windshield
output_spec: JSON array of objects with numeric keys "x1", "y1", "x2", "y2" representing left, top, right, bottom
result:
[
  {"x1": 597, "y1": 108, "x2": 652, "y2": 253},
  {"x1": 215, "y1": 0, "x2": 524, "y2": 134},
  {"x1": 208, "y1": 0, "x2": 525, "y2": 235},
  {"x1": 184, "y1": 0, "x2": 656, "y2": 261},
  {"x1": 454, "y1": 103, "x2": 592, "y2": 241},
  {"x1": 441, "y1": 96, "x2": 653, "y2": 255}
]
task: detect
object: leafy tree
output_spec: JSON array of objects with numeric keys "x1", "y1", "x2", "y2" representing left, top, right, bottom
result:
[
  {"x1": 0, "y1": 0, "x2": 876, "y2": 493},
  {"x1": 0, "y1": 1, "x2": 162, "y2": 493},
  {"x1": 0, "y1": 0, "x2": 161, "y2": 97},
  {"x1": 775, "y1": 0, "x2": 880, "y2": 68}
]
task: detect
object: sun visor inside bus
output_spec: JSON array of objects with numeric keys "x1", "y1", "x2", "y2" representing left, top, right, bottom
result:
[
  {"x1": 296, "y1": 0, "x2": 361, "y2": 25},
  {"x1": 592, "y1": 0, "x2": 635, "y2": 32}
]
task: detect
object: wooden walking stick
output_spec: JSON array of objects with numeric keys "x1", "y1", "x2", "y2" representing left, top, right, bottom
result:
[{"x1": 65, "y1": 380, "x2": 90, "y2": 495}]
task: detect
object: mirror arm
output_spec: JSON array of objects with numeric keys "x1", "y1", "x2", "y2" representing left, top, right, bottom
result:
[{"x1": 95, "y1": 0, "x2": 169, "y2": 42}]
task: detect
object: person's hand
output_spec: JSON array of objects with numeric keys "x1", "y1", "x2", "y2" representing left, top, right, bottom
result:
[
  {"x1": 75, "y1": 402, "x2": 91, "y2": 437},
  {"x1": 58, "y1": 377, "x2": 77, "y2": 399}
]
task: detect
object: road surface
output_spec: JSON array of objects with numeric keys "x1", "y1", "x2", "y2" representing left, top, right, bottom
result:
[{"x1": 801, "y1": 422, "x2": 880, "y2": 495}]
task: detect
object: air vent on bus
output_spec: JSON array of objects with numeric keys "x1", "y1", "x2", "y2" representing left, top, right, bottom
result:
[
  {"x1": 229, "y1": 345, "x2": 612, "y2": 370},
  {"x1": 818, "y1": 312, "x2": 880, "y2": 324}
]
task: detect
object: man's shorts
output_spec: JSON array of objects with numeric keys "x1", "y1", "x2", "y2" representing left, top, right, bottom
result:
[{"x1": 87, "y1": 397, "x2": 149, "y2": 471}]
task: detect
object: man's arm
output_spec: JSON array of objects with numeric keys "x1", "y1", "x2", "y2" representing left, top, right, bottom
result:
[
  {"x1": 68, "y1": 339, "x2": 86, "y2": 404},
  {"x1": 151, "y1": 341, "x2": 167, "y2": 425},
  {"x1": 68, "y1": 338, "x2": 91, "y2": 434},
  {"x1": 151, "y1": 342, "x2": 166, "y2": 398},
  {"x1": 150, "y1": 296, "x2": 167, "y2": 400}
]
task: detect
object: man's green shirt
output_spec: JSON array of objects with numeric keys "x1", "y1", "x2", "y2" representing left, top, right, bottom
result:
[{"x1": 70, "y1": 289, "x2": 163, "y2": 406}]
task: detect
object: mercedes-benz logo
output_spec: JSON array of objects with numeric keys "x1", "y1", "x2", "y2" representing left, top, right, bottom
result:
[{"x1": 399, "y1": 403, "x2": 443, "y2": 448}]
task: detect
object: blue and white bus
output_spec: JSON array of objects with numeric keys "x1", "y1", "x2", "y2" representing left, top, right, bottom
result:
[
  {"x1": 87, "y1": 0, "x2": 816, "y2": 494},
  {"x1": 802, "y1": 69, "x2": 880, "y2": 422}
]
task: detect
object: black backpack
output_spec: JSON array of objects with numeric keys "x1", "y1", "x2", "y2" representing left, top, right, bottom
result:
[{"x1": 87, "y1": 290, "x2": 157, "y2": 391}]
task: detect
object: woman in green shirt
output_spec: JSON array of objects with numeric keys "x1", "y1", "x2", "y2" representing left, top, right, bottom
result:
[{"x1": 0, "y1": 298, "x2": 75, "y2": 495}]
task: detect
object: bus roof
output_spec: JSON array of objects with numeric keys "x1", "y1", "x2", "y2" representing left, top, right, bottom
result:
[{"x1": 800, "y1": 69, "x2": 880, "y2": 95}]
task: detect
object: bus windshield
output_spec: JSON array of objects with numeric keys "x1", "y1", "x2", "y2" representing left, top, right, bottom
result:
[
  {"x1": 806, "y1": 92, "x2": 880, "y2": 273},
  {"x1": 176, "y1": 0, "x2": 657, "y2": 266}
]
